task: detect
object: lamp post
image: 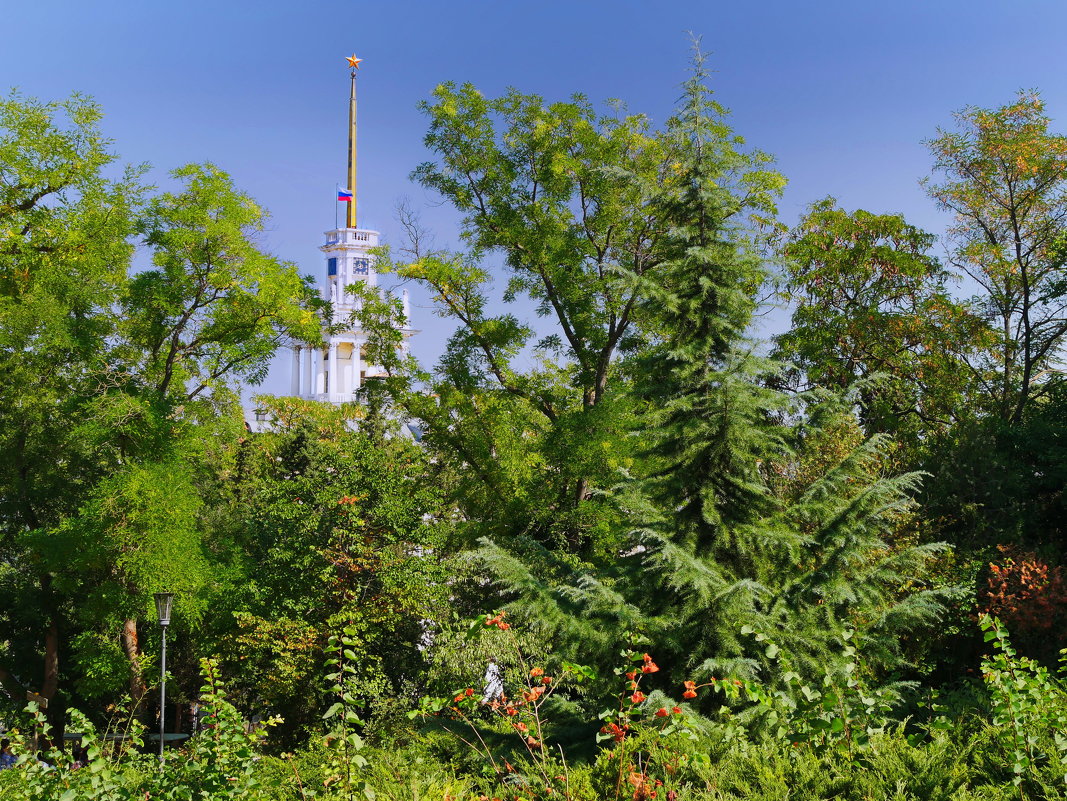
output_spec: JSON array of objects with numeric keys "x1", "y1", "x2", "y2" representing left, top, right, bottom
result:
[{"x1": 154, "y1": 592, "x2": 174, "y2": 765}]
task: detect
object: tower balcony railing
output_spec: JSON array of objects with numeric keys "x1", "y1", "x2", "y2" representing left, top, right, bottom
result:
[
  {"x1": 306, "y1": 392, "x2": 358, "y2": 404},
  {"x1": 325, "y1": 230, "x2": 377, "y2": 246}
]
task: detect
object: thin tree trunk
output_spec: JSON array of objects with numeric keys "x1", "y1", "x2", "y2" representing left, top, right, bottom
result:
[
  {"x1": 121, "y1": 618, "x2": 149, "y2": 707},
  {"x1": 40, "y1": 577, "x2": 59, "y2": 703},
  {"x1": 41, "y1": 602, "x2": 64, "y2": 750}
]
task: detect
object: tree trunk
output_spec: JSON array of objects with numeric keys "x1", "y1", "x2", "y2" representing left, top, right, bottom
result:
[
  {"x1": 41, "y1": 603, "x2": 59, "y2": 702},
  {"x1": 121, "y1": 618, "x2": 149, "y2": 709},
  {"x1": 574, "y1": 477, "x2": 589, "y2": 506},
  {"x1": 41, "y1": 609, "x2": 64, "y2": 750}
]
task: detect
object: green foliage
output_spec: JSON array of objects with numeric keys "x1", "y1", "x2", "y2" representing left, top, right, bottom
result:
[
  {"x1": 386, "y1": 74, "x2": 682, "y2": 558},
  {"x1": 0, "y1": 88, "x2": 331, "y2": 723},
  {"x1": 322, "y1": 628, "x2": 374, "y2": 800},
  {"x1": 163, "y1": 658, "x2": 281, "y2": 800},
  {"x1": 925, "y1": 91, "x2": 1067, "y2": 424},
  {"x1": 463, "y1": 53, "x2": 945, "y2": 711},
  {"x1": 978, "y1": 615, "x2": 1067, "y2": 794},
  {"x1": 778, "y1": 198, "x2": 987, "y2": 457},
  {"x1": 719, "y1": 628, "x2": 898, "y2": 759},
  {"x1": 204, "y1": 397, "x2": 446, "y2": 743},
  {"x1": 921, "y1": 379, "x2": 1067, "y2": 553},
  {"x1": 128, "y1": 163, "x2": 323, "y2": 397}
]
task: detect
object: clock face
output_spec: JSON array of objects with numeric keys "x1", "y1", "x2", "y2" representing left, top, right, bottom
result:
[{"x1": 353, "y1": 258, "x2": 370, "y2": 275}]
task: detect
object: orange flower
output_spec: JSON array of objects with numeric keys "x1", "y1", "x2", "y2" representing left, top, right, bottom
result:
[
  {"x1": 530, "y1": 667, "x2": 544, "y2": 677},
  {"x1": 672, "y1": 706, "x2": 682, "y2": 715},
  {"x1": 542, "y1": 676, "x2": 552, "y2": 684},
  {"x1": 642, "y1": 662, "x2": 659, "y2": 674},
  {"x1": 465, "y1": 688, "x2": 475, "y2": 697},
  {"x1": 683, "y1": 680, "x2": 696, "y2": 691},
  {"x1": 682, "y1": 690, "x2": 697, "y2": 699},
  {"x1": 642, "y1": 653, "x2": 653, "y2": 663},
  {"x1": 626, "y1": 671, "x2": 637, "y2": 680},
  {"x1": 630, "y1": 691, "x2": 647, "y2": 704},
  {"x1": 514, "y1": 722, "x2": 527, "y2": 732},
  {"x1": 654, "y1": 707, "x2": 668, "y2": 717}
]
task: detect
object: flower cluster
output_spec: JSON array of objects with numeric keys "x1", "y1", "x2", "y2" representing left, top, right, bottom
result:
[
  {"x1": 628, "y1": 769, "x2": 665, "y2": 800},
  {"x1": 599, "y1": 646, "x2": 693, "y2": 755},
  {"x1": 982, "y1": 545, "x2": 1067, "y2": 637}
]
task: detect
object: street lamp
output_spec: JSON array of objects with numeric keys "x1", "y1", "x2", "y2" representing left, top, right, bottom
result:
[{"x1": 154, "y1": 592, "x2": 174, "y2": 765}]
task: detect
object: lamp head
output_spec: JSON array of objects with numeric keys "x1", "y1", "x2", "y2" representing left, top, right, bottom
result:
[{"x1": 154, "y1": 593, "x2": 174, "y2": 627}]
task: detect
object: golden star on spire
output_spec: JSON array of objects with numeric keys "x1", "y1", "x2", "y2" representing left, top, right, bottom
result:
[{"x1": 346, "y1": 54, "x2": 363, "y2": 69}]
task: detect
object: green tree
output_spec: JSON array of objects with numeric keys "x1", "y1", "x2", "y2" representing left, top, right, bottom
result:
[
  {"x1": 202, "y1": 397, "x2": 447, "y2": 743},
  {"x1": 0, "y1": 91, "x2": 143, "y2": 707},
  {"x1": 472, "y1": 56, "x2": 944, "y2": 701},
  {"x1": 925, "y1": 92, "x2": 1067, "y2": 424},
  {"x1": 777, "y1": 199, "x2": 988, "y2": 457},
  {"x1": 635, "y1": 66, "x2": 942, "y2": 686},
  {"x1": 0, "y1": 93, "x2": 323, "y2": 716},
  {"x1": 378, "y1": 82, "x2": 675, "y2": 556}
]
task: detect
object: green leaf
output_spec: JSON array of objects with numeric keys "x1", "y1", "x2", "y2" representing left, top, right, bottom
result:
[{"x1": 322, "y1": 702, "x2": 343, "y2": 720}]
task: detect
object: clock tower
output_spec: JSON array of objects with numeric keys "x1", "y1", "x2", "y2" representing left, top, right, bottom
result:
[{"x1": 290, "y1": 56, "x2": 415, "y2": 403}]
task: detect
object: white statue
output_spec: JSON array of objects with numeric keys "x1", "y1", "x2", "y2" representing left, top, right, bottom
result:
[{"x1": 481, "y1": 657, "x2": 503, "y2": 704}]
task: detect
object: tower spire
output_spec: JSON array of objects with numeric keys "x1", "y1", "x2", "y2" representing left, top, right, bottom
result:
[{"x1": 345, "y1": 54, "x2": 362, "y2": 229}]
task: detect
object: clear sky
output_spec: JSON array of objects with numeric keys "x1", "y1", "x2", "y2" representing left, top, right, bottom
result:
[{"x1": 5, "y1": 0, "x2": 1067, "y2": 394}]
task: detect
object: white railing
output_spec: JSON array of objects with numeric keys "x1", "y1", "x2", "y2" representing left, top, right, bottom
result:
[{"x1": 306, "y1": 392, "x2": 357, "y2": 404}]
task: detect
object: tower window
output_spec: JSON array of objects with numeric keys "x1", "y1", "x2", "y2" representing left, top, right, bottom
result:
[{"x1": 327, "y1": 257, "x2": 338, "y2": 276}]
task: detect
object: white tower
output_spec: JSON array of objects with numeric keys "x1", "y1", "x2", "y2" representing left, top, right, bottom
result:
[{"x1": 290, "y1": 55, "x2": 415, "y2": 403}]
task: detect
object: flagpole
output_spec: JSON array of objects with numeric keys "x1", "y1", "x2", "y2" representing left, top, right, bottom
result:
[
  {"x1": 346, "y1": 59, "x2": 359, "y2": 229},
  {"x1": 334, "y1": 184, "x2": 339, "y2": 230}
]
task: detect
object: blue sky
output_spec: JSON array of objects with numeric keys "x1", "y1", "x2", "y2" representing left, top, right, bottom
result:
[{"x1": 5, "y1": 0, "x2": 1067, "y2": 394}]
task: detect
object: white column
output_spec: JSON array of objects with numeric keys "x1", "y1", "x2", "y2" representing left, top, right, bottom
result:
[
  {"x1": 291, "y1": 347, "x2": 301, "y2": 396},
  {"x1": 341, "y1": 344, "x2": 353, "y2": 395},
  {"x1": 303, "y1": 345, "x2": 313, "y2": 398},
  {"x1": 402, "y1": 289, "x2": 410, "y2": 325},
  {"x1": 315, "y1": 348, "x2": 325, "y2": 395},
  {"x1": 352, "y1": 341, "x2": 362, "y2": 392},
  {"x1": 328, "y1": 343, "x2": 339, "y2": 400}
]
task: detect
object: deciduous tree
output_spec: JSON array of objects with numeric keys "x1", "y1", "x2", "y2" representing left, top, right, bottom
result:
[
  {"x1": 777, "y1": 199, "x2": 988, "y2": 457},
  {"x1": 0, "y1": 93, "x2": 323, "y2": 716},
  {"x1": 925, "y1": 92, "x2": 1067, "y2": 423}
]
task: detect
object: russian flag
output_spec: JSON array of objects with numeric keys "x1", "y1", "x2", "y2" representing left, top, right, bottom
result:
[{"x1": 337, "y1": 188, "x2": 353, "y2": 202}]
